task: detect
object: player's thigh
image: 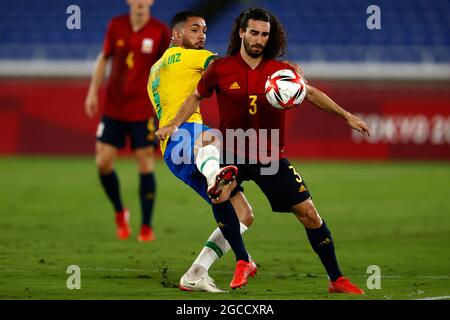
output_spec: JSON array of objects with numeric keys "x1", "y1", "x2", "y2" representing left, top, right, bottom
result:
[
  {"x1": 134, "y1": 146, "x2": 155, "y2": 173},
  {"x1": 164, "y1": 123, "x2": 211, "y2": 203},
  {"x1": 230, "y1": 190, "x2": 254, "y2": 227},
  {"x1": 255, "y1": 159, "x2": 311, "y2": 213},
  {"x1": 95, "y1": 141, "x2": 118, "y2": 173}
]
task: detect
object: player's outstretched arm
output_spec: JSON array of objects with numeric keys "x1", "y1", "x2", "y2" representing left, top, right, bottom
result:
[
  {"x1": 305, "y1": 84, "x2": 371, "y2": 137},
  {"x1": 155, "y1": 90, "x2": 204, "y2": 140},
  {"x1": 85, "y1": 51, "x2": 108, "y2": 118}
]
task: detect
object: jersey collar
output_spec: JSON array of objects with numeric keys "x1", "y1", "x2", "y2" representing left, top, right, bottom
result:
[{"x1": 236, "y1": 51, "x2": 267, "y2": 71}]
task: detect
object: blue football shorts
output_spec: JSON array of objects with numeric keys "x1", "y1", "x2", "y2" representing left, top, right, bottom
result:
[{"x1": 163, "y1": 122, "x2": 212, "y2": 203}]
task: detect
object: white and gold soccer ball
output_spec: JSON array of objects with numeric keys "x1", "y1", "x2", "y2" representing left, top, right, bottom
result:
[{"x1": 265, "y1": 69, "x2": 307, "y2": 110}]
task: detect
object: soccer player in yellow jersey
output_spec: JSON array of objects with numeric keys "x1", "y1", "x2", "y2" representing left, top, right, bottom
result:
[{"x1": 148, "y1": 11, "x2": 256, "y2": 292}]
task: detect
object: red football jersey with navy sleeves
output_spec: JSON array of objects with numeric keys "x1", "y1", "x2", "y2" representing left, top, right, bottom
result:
[
  {"x1": 197, "y1": 53, "x2": 294, "y2": 161},
  {"x1": 103, "y1": 15, "x2": 171, "y2": 121}
]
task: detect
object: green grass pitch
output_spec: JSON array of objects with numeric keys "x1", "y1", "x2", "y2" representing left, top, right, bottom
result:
[{"x1": 0, "y1": 156, "x2": 449, "y2": 300}]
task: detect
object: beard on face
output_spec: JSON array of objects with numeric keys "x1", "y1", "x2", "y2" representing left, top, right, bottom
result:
[
  {"x1": 243, "y1": 37, "x2": 264, "y2": 58},
  {"x1": 194, "y1": 41, "x2": 205, "y2": 49},
  {"x1": 181, "y1": 38, "x2": 205, "y2": 49},
  {"x1": 181, "y1": 38, "x2": 195, "y2": 49}
]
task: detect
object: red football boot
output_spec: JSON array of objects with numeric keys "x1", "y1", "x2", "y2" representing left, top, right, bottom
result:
[
  {"x1": 137, "y1": 224, "x2": 155, "y2": 242},
  {"x1": 115, "y1": 209, "x2": 131, "y2": 240},
  {"x1": 207, "y1": 166, "x2": 238, "y2": 200},
  {"x1": 230, "y1": 260, "x2": 257, "y2": 289},
  {"x1": 328, "y1": 276, "x2": 365, "y2": 294}
]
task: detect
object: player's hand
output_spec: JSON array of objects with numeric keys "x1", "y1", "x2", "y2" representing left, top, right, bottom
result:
[
  {"x1": 346, "y1": 113, "x2": 371, "y2": 137},
  {"x1": 281, "y1": 60, "x2": 308, "y2": 83},
  {"x1": 155, "y1": 124, "x2": 178, "y2": 141},
  {"x1": 85, "y1": 93, "x2": 98, "y2": 118}
]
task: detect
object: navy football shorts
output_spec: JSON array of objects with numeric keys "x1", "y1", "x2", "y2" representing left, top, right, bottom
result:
[
  {"x1": 229, "y1": 158, "x2": 312, "y2": 212},
  {"x1": 96, "y1": 116, "x2": 157, "y2": 150}
]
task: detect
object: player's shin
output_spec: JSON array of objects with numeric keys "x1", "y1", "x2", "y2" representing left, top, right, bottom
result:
[
  {"x1": 305, "y1": 220, "x2": 343, "y2": 282},
  {"x1": 139, "y1": 172, "x2": 156, "y2": 227},
  {"x1": 211, "y1": 200, "x2": 249, "y2": 262},
  {"x1": 99, "y1": 170, "x2": 124, "y2": 212},
  {"x1": 185, "y1": 222, "x2": 249, "y2": 280}
]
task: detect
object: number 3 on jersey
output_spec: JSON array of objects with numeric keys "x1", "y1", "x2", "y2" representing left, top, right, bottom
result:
[
  {"x1": 249, "y1": 95, "x2": 257, "y2": 115},
  {"x1": 288, "y1": 165, "x2": 303, "y2": 183}
]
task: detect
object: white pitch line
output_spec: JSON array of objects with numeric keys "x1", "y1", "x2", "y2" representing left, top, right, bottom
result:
[
  {"x1": 414, "y1": 295, "x2": 450, "y2": 300},
  {"x1": 0, "y1": 264, "x2": 449, "y2": 279}
]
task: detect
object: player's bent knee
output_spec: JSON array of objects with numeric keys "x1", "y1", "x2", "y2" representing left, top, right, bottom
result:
[
  {"x1": 240, "y1": 210, "x2": 254, "y2": 227},
  {"x1": 135, "y1": 147, "x2": 155, "y2": 160},
  {"x1": 198, "y1": 130, "x2": 221, "y2": 149},
  {"x1": 96, "y1": 155, "x2": 113, "y2": 174},
  {"x1": 137, "y1": 161, "x2": 154, "y2": 173},
  {"x1": 308, "y1": 214, "x2": 323, "y2": 229},
  {"x1": 243, "y1": 203, "x2": 255, "y2": 226},
  {"x1": 293, "y1": 200, "x2": 322, "y2": 228},
  {"x1": 135, "y1": 148, "x2": 155, "y2": 173}
]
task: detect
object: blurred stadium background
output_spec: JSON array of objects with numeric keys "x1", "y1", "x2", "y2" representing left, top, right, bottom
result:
[
  {"x1": 0, "y1": 0, "x2": 449, "y2": 157},
  {"x1": 0, "y1": 0, "x2": 449, "y2": 300}
]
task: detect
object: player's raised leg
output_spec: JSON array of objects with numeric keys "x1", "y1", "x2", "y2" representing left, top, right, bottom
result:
[
  {"x1": 134, "y1": 146, "x2": 156, "y2": 242},
  {"x1": 96, "y1": 141, "x2": 131, "y2": 240},
  {"x1": 194, "y1": 130, "x2": 238, "y2": 200},
  {"x1": 292, "y1": 198, "x2": 364, "y2": 294}
]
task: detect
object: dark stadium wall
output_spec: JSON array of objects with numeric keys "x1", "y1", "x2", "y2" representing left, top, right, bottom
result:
[{"x1": 0, "y1": 79, "x2": 449, "y2": 160}]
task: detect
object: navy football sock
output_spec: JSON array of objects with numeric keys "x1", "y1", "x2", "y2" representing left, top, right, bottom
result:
[
  {"x1": 211, "y1": 200, "x2": 249, "y2": 262},
  {"x1": 305, "y1": 220, "x2": 343, "y2": 282},
  {"x1": 99, "y1": 171, "x2": 123, "y2": 213},
  {"x1": 140, "y1": 173, "x2": 156, "y2": 227}
]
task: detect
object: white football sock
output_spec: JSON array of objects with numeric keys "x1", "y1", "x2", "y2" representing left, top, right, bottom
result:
[
  {"x1": 195, "y1": 144, "x2": 220, "y2": 185},
  {"x1": 188, "y1": 222, "x2": 249, "y2": 278}
]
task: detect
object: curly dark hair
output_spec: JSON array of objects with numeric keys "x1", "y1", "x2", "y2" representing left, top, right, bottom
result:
[{"x1": 226, "y1": 8, "x2": 287, "y2": 59}]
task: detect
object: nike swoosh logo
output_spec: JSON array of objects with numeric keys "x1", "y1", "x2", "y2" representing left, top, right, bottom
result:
[{"x1": 186, "y1": 281, "x2": 196, "y2": 285}]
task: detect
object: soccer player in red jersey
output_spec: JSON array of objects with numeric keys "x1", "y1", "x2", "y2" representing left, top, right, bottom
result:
[
  {"x1": 158, "y1": 8, "x2": 370, "y2": 294},
  {"x1": 85, "y1": 0, "x2": 171, "y2": 242}
]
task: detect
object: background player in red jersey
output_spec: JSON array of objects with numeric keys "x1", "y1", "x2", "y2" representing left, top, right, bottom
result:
[
  {"x1": 158, "y1": 8, "x2": 370, "y2": 294},
  {"x1": 85, "y1": 0, "x2": 171, "y2": 241}
]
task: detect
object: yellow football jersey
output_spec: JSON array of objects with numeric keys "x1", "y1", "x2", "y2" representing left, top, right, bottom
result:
[{"x1": 148, "y1": 46, "x2": 215, "y2": 154}]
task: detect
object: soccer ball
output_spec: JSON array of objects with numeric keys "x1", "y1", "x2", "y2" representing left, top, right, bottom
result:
[{"x1": 265, "y1": 69, "x2": 307, "y2": 110}]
